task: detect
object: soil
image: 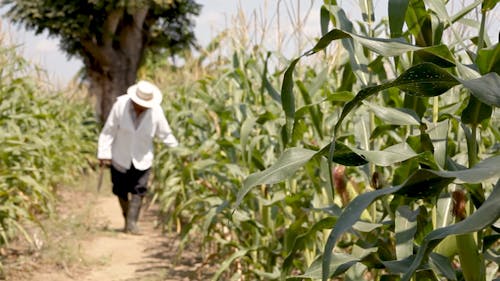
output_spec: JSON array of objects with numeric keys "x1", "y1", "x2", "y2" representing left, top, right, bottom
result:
[{"x1": 1, "y1": 176, "x2": 214, "y2": 281}]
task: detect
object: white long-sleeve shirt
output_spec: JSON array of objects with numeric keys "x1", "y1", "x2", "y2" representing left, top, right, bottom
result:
[{"x1": 97, "y1": 95, "x2": 179, "y2": 171}]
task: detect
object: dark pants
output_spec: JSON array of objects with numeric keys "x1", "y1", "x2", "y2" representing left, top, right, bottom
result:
[{"x1": 110, "y1": 164, "x2": 151, "y2": 200}]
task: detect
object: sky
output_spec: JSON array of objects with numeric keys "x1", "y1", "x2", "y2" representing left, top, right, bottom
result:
[
  {"x1": 0, "y1": 0, "x2": 498, "y2": 85},
  {"x1": 0, "y1": 0, "x2": 324, "y2": 84}
]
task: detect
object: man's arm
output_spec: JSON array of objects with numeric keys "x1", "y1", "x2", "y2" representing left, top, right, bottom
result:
[{"x1": 156, "y1": 109, "x2": 179, "y2": 148}]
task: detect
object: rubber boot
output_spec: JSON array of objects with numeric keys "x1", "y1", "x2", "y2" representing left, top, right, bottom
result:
[
  {"x1": 125, "y1": 194, "x2": 142, "y2": 235},
  {"x1": 118, "y1": 197, "x2": 129, "y2": 230}
]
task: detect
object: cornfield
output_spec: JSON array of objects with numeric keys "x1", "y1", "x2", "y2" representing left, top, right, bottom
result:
[
  {"x1": 0, "y1": 40, "x2": 97, "y2": 247},
  {"x1": 2, "y1": 0, "x2": 499, "y2": 280},
  {"x1": 149, "y1": 1, "x2": 500, "y2": 280}
]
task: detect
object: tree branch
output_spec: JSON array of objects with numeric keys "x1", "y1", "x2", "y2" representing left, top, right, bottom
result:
[
  {"x1": 80, "y1": 39, "x2": 111, "y2": 69},
  {"x1": 120, "y1": 6, "x2": 149, "y2": 59},
  {"x1": 103, "y1": 8, "x2": 124, "y2": 47},
  {"x1": 132, "y1": 6, "x2": 149, "y2": 27}
]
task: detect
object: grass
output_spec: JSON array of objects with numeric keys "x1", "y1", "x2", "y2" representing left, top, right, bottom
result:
[{"x1": 0, "y1": 172, "x2": 104, "y2": 280}]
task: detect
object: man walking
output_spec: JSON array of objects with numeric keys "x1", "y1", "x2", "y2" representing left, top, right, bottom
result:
[{"x1": 97, "y1": 80, "x2": 178, "y2": 234}]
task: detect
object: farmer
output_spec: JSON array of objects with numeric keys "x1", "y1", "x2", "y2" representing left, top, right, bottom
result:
[{"x1": 97, "y1": 80, "x2": 179, "y2": 234}]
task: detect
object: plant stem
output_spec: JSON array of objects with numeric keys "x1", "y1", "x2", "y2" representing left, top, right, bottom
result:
[
  {"x1": 460, "y1": 123, "x2": 485, "y2": 280},
  {"x1": 456, "y1": 228, "x2": 486, "y2": 281},
  {"x1": 467, "y1": 125, "x2": 478, "y2": 168},
  {"x1": 432, "y1": 97, "x2": 439, "y2": 123}
]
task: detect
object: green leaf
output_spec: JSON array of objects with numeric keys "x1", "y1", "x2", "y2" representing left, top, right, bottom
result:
[
  {"x1": 364, "y1": 101, "x2": 420, "y2": 125},
  {"x1": 297, "y1": 80, "x2": 323, "y2": 138},
  {"x1": 322, "y1": 168, "x2": 455, "y2": 280},
  {"x1": 334, "y1": 63, "x2": 459, "y2": 137},
  {"x1": 395, "y1": 169, "x2": 454, "y2": 198},
  {"x1": 429, "y1": 13, "x2": 444, "y2": 46},
  {"x1": 281, "y1": 58, "x2": 300, "y2": 145},
  {"x1": 305, "y1": 29, "x2": 352, "y2": 55},
  {"x1": 334, "y1": 83, "x2": 387, "y2": 133},
  {"x1": 322, "y1": 185, "x2": 401, "y2": 280},
  {"x1": 426, "y1": 120, "x2": 449, "y2": 169},
  {"x1": 308, "y1": 67, "x2": 329, "y2": 96},
  {"x1": 262, "y1": 73, "x2": 282, "y2": 104},
  {"x1": 317, "y1": 141, "x2": 368, "y2": 166},
  {"x1": 456, "y1": 232, "x2": 485, "y2": 281},
  {"x1": 482, "y1": 0, "x2": 499, "y2": 11},
  {"x1": 291, "y1": 253, "x2": 359, "y2": 280},
  {"x1": 305, "y1": 28, "x2": 456, "y2": 58},
  {"x1": 393, "y1": 63, "x2": 459, "y2": 96},
  {"x1": 389, "y1": 0, "x2": 409, "y2": 38},
  {"x1": 352, "y1": 221, "x2": 383, "y2": 232},
  {"x1": 382, "y1": 256, "x2": 415, "y2": 274},
  {"x1": 382, "y1": 252, "x2": 456, "y2": 280},
  {"x1": 236, "y1": 148, "x2": 317, "y2": 209},
  {"x1": 237, "y1": 143, "x2": 369, "y2": 210},
  {"x1": 370, "y1": 124, "x2": 400, "y2": 140},
  {"x1": 405, "y1": 0, "x2": 428, "y2": 45},
  {"x1": 414, "y1": 45, "x2": 455, "y2": 67},
  {"x1": 283, "y1": 217, "x2": 337, "y2": 270},
  {"x1": 429, "y1": 252, "x2": 457, "y2": 280},
  {"x1": 401, "y1": 180, "x2": 500, "y2": 281},
  {"x1": 326, "y1": 91, "x2": 355, "y2": 102},
  {"x1": 338, "y1": 63, "x2": 357, "y2": 91},
  {"x1": 320, "y1": 5, "x2": 331, "y2": 36},
  {"x1": 459, "y1": 72, "x2": 500, "y2": 107},
  {"x1": 350, "y1": 142, "x2": 418, "y2": 167},
  {"x1": 395, "y1": 206, "x2": 419, "y2": 259},
  {"x1": 210, "y1": 248, "x2": 250, "y2": 281},
  {"x1": 461, "y1": 95, "x2": 493, "y2": 125},
  {"x1": 403, "y1": 94, "x2": 427, "y2": 118},
  {"x1": 436, "y1": 155, "x2": 500, "y2": 183},
  {"x1": 240, "y1": 116, "x2": 257, "y2": 162},
  {"x1": 476, "y1": 43, "x2": 500, "y2": 74},
  {"x1": 258, "y1": 191, "x2": 286, "y2": 206},
  {"x1": 253, "y1": 267, "x2": 280, "y2": 279},
  {"x1": 423, "y1": 0, "x2": 449, "y2": 22}
]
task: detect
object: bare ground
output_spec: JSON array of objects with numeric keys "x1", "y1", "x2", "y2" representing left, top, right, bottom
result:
[{"x1": 1, "y1": 175, "x2": 214, "y2": 281}]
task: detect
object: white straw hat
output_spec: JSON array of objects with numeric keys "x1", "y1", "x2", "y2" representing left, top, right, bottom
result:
[{"x1": 127, "y1": 80, "x2": 162, "y2": 108}]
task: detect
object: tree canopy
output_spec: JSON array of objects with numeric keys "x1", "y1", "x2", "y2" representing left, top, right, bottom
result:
[
  {"x1": 3, "y1": 0, "x2": 200, "y2": 59},
  {"x1": 1, "y1": 0, "x2": 201, "y2": 121}
]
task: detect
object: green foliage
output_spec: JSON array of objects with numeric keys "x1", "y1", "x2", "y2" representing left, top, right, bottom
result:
[
  {"x1": 235, "y1": 0, "x2": 499, "y2": 280},
  {"x1": 0, "y1": 41, "x2": 97, "y2": 247},
  {"x1": 2, "y1": 0, "x2": 203, "y2": 122},
  {"x1": 1, "y1": 0, "x2": 201, "y2": 57},
  {"x1": 136, "y1": 1, "x2": 500, "y2": 280}
]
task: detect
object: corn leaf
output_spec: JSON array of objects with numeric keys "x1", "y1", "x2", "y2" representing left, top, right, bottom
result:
[
  {"x1": 363, "y1": 101, "x2": 420, "y2": 125},
  {"x1": 322, "y1": 155, "x2": 500, "y2": 280},
  {"x1": 389, "y1": 0, "x2": 410, "y2": 38},
  {"x1": 459, "y1": 72, "x2": 500, "y2": 107},
  {"x1": 236, "y1": 148, "x2": 316, "y2": 209},
  {"x1": 395, "y1": 206, "x2": 419, "y2": 260},
  {"x1": 401, "y1": 180, "x2": 500, "y2": 281}
]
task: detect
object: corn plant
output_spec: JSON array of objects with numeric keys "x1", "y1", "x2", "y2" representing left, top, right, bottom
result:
[
  {"x1": 147, "y1": 44, "x2": 287, "y2": 278},
  {"x1": 0, "y1": 40, "x2": 97, "y2": 251},
  {"x1": 238, "y1": 0, "x2": 499, "y2": 280},
  {"x1": 142, "y1": 1, "x2": 499, "y2": 280}
]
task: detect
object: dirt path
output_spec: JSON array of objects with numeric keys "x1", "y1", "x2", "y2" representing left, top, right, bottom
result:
[
  {"x1": 82, "y1": 194, "x2": 173, "y2": 281},
  {"x1": 73, "y1": 191, "x2": 208, "y2": 281},
  {"x1": 2, "y1": 177, "x2": 212, "y2": 281}
]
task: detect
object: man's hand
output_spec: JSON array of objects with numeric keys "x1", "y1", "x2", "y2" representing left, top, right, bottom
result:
[{"x1": 99, "y1": 159, "x2": 112, "y2": 167}]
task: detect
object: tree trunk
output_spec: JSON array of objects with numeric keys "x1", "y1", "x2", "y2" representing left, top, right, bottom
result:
[
  {"x1": 81, "y1": 7, "x2": 148, "y2": 123},
  {"x1": 89, "y1": 61, "x2": 137, "y2": 123}
]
